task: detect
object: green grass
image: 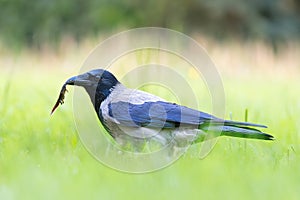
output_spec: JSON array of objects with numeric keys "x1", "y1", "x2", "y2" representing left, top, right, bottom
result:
[{"x1": 0, "y1": 45, "x2": 300, "y2": 200}]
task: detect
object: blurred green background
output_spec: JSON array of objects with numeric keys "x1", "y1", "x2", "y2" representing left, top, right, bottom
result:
[
  {"x1": 0, "y1": 1, "x2": 300, "y2": 200},
  {"x1": 1, "y1": 0, "x2": 300, "y2": 48}
]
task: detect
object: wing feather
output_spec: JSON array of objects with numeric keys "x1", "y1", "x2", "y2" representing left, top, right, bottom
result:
[
  {"x1": 108, "y1": 100, "x2": 267, "y2": 129},
  {"x1": 108, "y1": 101, "x2": 216, "y2": 128}
]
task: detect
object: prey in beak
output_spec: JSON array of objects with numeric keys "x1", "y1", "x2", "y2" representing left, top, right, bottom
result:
[
  {"x1": 50, "y1": 76, "x2": 76, "y2": 115},
  {"x1": 50, "y1": 69, "x2": 116, "y2": 115}
]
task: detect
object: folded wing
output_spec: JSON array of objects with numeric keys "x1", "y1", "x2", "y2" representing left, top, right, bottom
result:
[{"x1": 107, "y1": 101, "x2": 266, "y2": 129}]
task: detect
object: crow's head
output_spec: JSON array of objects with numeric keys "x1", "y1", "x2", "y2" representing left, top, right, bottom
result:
[
  {"x1": 66, "y1": 69, "x2": 119, "y2": 90},
  {"x1": 51, "y1": 69, "x2": 120, "y2": 114},
  {"x1": 67, "y1": 68, "x2": 120, "y2": 102}
]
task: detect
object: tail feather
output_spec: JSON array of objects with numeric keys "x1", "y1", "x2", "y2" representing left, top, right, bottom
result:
[
  {"x1": 223, "y1": 120, "x2": 267, "y2": 128},
  {"x1": 201, "y1": 123, "x2": 274, "y2": 140},
  {"x1": 220, "y1": 125, "x2": 274, "y2": 140}
]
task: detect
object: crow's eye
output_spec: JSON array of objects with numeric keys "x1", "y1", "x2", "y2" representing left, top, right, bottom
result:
[
  {"x1": 91, "y1": 75, "x2": 102, "y2": 82},
  {"x1": 91, "y1": 76, "x2": 98, "y2": 81}
]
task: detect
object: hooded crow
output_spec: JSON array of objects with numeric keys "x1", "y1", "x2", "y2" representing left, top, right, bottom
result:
[{"x1": 51, "y1": 69, "x2": 273, "y2": 149}]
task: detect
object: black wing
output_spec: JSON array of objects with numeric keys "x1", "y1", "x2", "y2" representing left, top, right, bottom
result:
[{"x1": 107, "y1": 101, "x2": 266, "y2": 129}]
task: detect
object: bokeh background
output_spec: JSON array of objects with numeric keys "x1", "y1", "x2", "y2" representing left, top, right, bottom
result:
[
  {"x1": 0, "y1": 1, "x2": 300, "y2": 200},
  {"x1": 0, "y1": 0, "x2": 300, "y2": 47},
  {"x1": 1, "y1": 0, "x2": 300, "y2": 48}
]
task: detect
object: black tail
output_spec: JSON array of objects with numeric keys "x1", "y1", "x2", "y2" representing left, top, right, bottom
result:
[
  {"x1": 202, "y1": 120, "x2": 274, "y2": 140},
  {"x1": 220, "y1": 125, "x2": 273, "y2": 140}
]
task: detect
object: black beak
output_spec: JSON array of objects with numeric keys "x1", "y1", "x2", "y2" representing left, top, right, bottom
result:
[
  {"x1": 65, "y1": 76, "x2": 76, "y2": 85},
  {"x1": 65, "y1": 73, "x2": 93, "y2": 87}
]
